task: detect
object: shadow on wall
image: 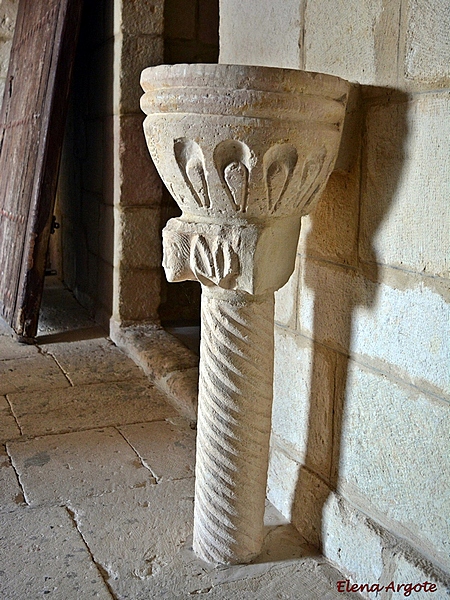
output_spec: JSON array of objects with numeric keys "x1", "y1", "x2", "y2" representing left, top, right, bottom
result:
[{"x1": 291, "y1": 86, "x2": 410, "y2": 549}]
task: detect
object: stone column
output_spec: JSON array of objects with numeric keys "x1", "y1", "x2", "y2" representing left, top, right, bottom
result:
[
  {"x1": 195, "y1": 287, "x2": 274, "y2": 563},
  {"x1": 162, "y1": 215, "x2": 299, "y2": 563},
  {"x1": 141, "y1": 63, "x2": 349, "y2": 563}
]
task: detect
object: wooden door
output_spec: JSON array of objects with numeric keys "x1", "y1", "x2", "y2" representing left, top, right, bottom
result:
[{"x1": 0, "y1": 0, "x2": 83, "y2": 339}]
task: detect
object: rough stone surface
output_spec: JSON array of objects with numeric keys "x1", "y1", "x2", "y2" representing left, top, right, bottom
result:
[
  {"x1": 114, "y1": 265, "x2": 162, "y2": 323},
  {"x1": 115, "y1": 205, "x2": 162, "y2": 269},
  {"x1": 267, "y1": 443, "x2": 301, "y2": 519},
  {"x1": 272, "y1": 329, "x2": 335, "y2": 479},
  {"x1": 43, "y1": 337, "x2": 145, "y2": 386},
  {"x1": 219, "y1": 0, "x2": 302, "y2": 69},
  {"x1": 0, "y1": 446, "x2": 24, "y2": 511},
  {"x1": 321, "y1": 492, "x2": 450, "y2": 600},
  {"x1": 298, "y1": 159, "x2": 361, "y2": 267},
  {"x1": 0, "y1": 331, "x2": 37, "y2": 362},
  {"x1": 291, "y1": 464, "x2": 333, "y2": 551},
  {"x1": 361, "y1": 93, "x2": 450, "y2": 278},
  {"x1": 0, "y1": 506, "x2": 112, "y2": 599},
  {"x1": 116, "y1": 0, "x2": 164, "y2": 36},
  {"x1": 403, "y1": 0, "x2": 450, "y2": 87},
  {"x1": 274, "y1": 256, "x2": 300, "y2": 329},
  {"x1": 209, "y1": 0, "x2": 450, "y2": 590},
  {"x1": 0, "y1": 0, "x2": 16, "y2": 86},
  {"x1": 322, "y1": 493, "x2": 386, "y2": 589},
  {"x1": 69, "y1": 479, "x2": 196, "y2": 599},
  {"x1": 114, "y1": 113, "x2": 163, "y2": 208},
  {"x1": 298, "y1": 258, "x2": 450, "y2": 397},
  {"x1": 110, "y1": 322, "x2": 200, "y2": 420},
  {"x1": 110, "y1": 0, "x2": 164, "y2": 325},
  {"x1": 118, "y1": 418, "x2": 196, "y2": 481},
  {"x1": 117, "y1": 33, "x2": 164, "y2": 115},
  {"x1": 158, "y1": 367, "x2": 199, "y2": 421},
  {"x1": 0, "y1": 308, "x2": 366, "y2": 600},
  {"x1": 0, "y1": 353, "x2": 69, "y2": 395},
  {"x1": 71, "y1": 481, "x2": 360, "y2": 600},
  {"x1": 111, "y1": 322, "x2": 199, "y2": 379},
  {"x1": 0, "y1": 397, "x2": 20, "y2": 441},
  {"x1": 304, "y1": 0, "x2": 401, "y2": 87},
  {"x1": 7, "y1": 380, "x2": 175, "y2": 437},
  {"x1": 338, "y1": 361, "x2": 450, "y2": 565},
  {"x1": 388, "y1": 547, "x2": 450, "y2": 600},
  {"x1": 7, "y1": 428, "x2": 157, "y2": 507}
]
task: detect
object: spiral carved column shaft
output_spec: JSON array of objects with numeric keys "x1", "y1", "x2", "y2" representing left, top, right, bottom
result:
[{"x1": 194, "y1": 288, "x2": 274, "y2": 564}]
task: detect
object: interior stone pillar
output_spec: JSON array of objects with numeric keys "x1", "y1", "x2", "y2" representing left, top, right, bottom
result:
[{"x1": 141, "y1": 63, "x2": 349, "y2": 563}]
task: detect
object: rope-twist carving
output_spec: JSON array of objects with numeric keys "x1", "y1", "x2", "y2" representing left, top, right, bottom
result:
[{"x1": 193, "y1": 289, "x2": 275, "y2": 563}]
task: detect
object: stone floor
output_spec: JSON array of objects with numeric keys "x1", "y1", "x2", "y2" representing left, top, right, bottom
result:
[{"x1": 0, "y1": 281, "x2": 363, "y2": 599}]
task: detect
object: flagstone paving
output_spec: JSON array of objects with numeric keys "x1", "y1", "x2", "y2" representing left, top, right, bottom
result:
[{"x1": 0, "y1": 284, "x2": 363, "y2": 599}]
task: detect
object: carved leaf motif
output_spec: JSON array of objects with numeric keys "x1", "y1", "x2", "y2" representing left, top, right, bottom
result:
[
  {"x1": 298, "y1": 147, "x2": 328, "y2": 214},
  {"x1": 263, "y1": 144, "x2": 298, "y2": 213},
  {"x1": 162, "y1": 231, "x2": 191, "y2": 282},
  {"x1": 174, "y1": 138, "x2": 211, "y2": 208},
  {"x1": 191, "y1": 235, "x2": 239, "y2": 289},
  {"x1": 214, "y1": 140, "x2": 254, "y2": 213},
  {"x1": 223, "y1": 161, "x2": 249, "y2": 212}
]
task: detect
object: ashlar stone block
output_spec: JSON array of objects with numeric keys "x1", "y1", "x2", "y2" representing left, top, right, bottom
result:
[
  {"x1": 219, "y1": 0, "x2": 302, "y2": 69},
  {"x1": 298, "y1": 259, "x2": 450, "y2": 396},
  {"x1": 272, "y1": 329, "x2": 335, "y2": 480},
  {"x1": 403, "y1": 0, "x2": 450, "y2": 87},
  {"x1": 114, "y1": 265, "x2": 161, "y2": 323},
  {"x1": 304, "y1": 0, "x2": 401, "y2": 87},
  {"x1": 361, "y1": 93, "x2": 450, "y2": 278},
  {"x1": 117, "y1": 33, "x2": 164, "y2": 115},
  {"x1": 114, "y1": 206, "x2": 162, "y2": 270},
  {"x1": 267, "y1": 443, "x2": 301, "y2": 520},
  {"x1": 298, "y1": 158, "x2": 361, "y2": 267},
  {"x1": 0, "y1": 354, "x2": 69, "y2": 396},
  {"x1": 338, "y1": 361, "x2": 450, "y2": 564},
  {"x1": 322, "y1": 493, "x2": 385, "y2": 588},
  {"x1": 0, "y1": 506, "x2": 111, "y2": 599},
  {"x1": 7, "y1": 380, "x2": 175, "y2": 437},
  {"x1": 116, "y1": 0, "x2": 164, "y2": 37},
  {"x1": 274, "y1": 255, "x2": 300, "y2": 329},
  {"x1": 7, "y1": 428, "x2": 157, "y2": 507},
  {"x1": 114, "y1": 113, "x2": 162, "y2": 208}
]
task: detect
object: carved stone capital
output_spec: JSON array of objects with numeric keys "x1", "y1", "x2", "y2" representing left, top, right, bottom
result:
[{"x1": 162, "y1": 216, "x2": 301, "y2": 295}]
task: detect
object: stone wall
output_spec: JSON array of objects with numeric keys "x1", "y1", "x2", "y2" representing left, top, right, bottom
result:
[
  {"x1": 58, "y1": 0, "x2": 217, "y2": 329},
  {"x1": 221, "y1": 0, "x2": 449, "y2": 592},
  {"x1": 57, "y1": 0, "x2": 165, "y2": 329},
  {"x1": 0, "y1": 0, "x2": 17, "y2": 101},
  {"x1": 57, "y1": 1, "x2": 115, "y2": 326}
]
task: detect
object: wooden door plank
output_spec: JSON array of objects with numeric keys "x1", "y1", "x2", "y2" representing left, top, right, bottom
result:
[{"x1": 0, "y1": 0, "x2": 83, "y2": 338}]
